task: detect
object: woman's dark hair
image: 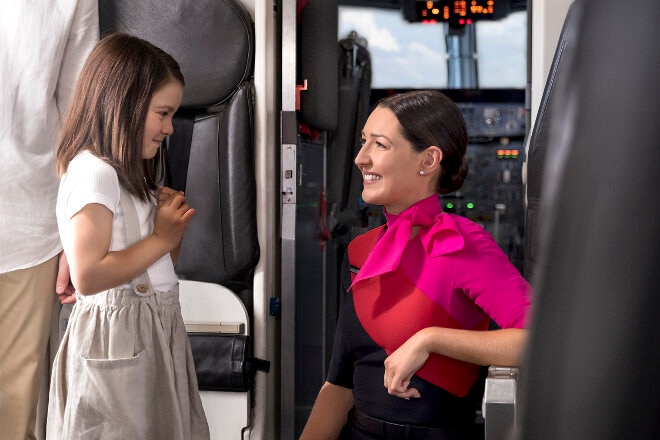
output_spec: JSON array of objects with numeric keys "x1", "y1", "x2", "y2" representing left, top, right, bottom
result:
[
  {"x1": 56, "y1": 33, "x2": 185, "y2": 201},
  {"x1": 376, "y1": 90, "x2": 468, "y2": 194}
]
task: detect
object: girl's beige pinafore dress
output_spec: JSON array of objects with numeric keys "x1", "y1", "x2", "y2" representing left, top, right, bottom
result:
[{"x1": 46, "y1": 187, "x2": 210, "y2": 440}]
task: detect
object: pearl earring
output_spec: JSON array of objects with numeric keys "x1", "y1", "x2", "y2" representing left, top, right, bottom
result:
[{"x1": 419, "y1": 170, "x2": 424, "y2": 176}]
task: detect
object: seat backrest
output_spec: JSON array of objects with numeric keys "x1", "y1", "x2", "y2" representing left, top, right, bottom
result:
[
  {"x1": 523, "y1": 0, "x2": 581, "y2": 281},
  {"x1": 99, "y1": 3, "x2": 259, "y2": 439},
  {"x1": 99, "y1": 0, "x2": 259, "y2": 306},
  {"x1": 519, "y1": 0, "x2": 660, "y2": 438}
]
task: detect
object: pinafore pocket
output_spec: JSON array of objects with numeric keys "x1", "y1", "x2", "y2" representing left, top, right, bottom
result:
[{"x1": 63, "y1": 350, "x2": 150, "y2": 439}]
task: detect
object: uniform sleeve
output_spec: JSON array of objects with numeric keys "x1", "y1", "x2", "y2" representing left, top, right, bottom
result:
[
  {"x1": 60, "y1": 153, "x2": 120, "y2": 220},
  {"x1": 457, "y1": 221, "x2": 532, "y2": 329},
  {"x1": 326, "y1": 251, "x2": 355, "y2": 388}
]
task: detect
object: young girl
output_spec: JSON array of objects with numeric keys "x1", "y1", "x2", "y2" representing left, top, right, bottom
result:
[{"x1": 46, "y1": 33, "x2": 210, "y2": 439}]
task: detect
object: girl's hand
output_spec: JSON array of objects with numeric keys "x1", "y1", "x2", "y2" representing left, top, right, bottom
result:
[
  {"x1": 55, "y1": 252, "x2": 77, "y2": 304},
  {"x1": 383, "y1": 329, "x2": 430, "y2": 399},
  {"x1": 156, "y1": 186, "x2": 179, "y2": 205},
  {"x1": 153, "y1": 186, "x2": 195, "y2": 251}
]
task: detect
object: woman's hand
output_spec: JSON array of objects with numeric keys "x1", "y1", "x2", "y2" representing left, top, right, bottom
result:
[
  {"x1": 383, "y1": 326, "x2": 528, "y2": 398},
  {"x1": 383, "y1": 329, "x2": 429, "y2": 399}
]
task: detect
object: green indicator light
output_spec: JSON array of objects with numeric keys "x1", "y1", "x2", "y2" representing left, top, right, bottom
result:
[
  {"x1": 446, "y1": 202, "x2": 454, "y2": 209},
  {"x1": 466, "y1": 202, "x2": 474, "y2": 209}
]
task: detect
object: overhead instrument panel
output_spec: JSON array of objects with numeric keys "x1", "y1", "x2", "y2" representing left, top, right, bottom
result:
[
  {"x1": 402, "y1": 0, "x2": 514, "y2": 27},
  {"x1": 443, "y1": 99, "x2": 526, "y2": 271}
]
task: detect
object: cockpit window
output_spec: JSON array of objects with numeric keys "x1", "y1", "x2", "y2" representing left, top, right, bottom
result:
[{"x1": 338, "y1": 6, "x2": 526, "y2": 90}]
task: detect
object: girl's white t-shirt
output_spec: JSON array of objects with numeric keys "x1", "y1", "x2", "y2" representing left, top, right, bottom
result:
[{"x1": 57, "y1": 151, "x2": 177, "y2": 292}]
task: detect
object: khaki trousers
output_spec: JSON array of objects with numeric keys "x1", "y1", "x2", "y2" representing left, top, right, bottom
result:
[{"x1": 0, "y1": 256, "x2": 58, "y2": 440}]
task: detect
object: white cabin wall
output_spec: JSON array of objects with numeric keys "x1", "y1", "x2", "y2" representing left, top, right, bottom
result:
[
  {"x1": 242, "y1": 0, "x2": 281, "y2": 439},
  {"x1": 529, "y1": 0, "x2": 573, "y2": 128},
  {"x1": 240, "y1": 0, "x2": 255, "y2": 15}
]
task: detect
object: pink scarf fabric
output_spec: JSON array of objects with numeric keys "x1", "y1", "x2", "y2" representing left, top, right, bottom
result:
[{"x1": 351, "y1": 195, "x2": 465, "y2": 288}]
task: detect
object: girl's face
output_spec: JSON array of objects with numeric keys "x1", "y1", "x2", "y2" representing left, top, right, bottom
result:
[
  {"x1": 142, "y1": 79, "x2": 183, "y2": 159},
  {"x1": 354, "y1": 106, "x2": 436, "y2": 214}
]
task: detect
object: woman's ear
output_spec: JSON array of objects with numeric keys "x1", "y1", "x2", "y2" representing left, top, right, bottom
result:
[{"x1": 421, "y1": 146, "x2": 442, "y2": 174}]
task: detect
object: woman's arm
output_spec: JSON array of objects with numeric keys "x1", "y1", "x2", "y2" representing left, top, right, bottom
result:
[
  {"x1": 384, "y1": 327, "x2": 527, "y2": 398},
  {"x1": 299, "y1": 381, "x2": 353, "y2": 440},
  {"x1": 67, "y1": 192, "x2": 194, "y2": 295}
]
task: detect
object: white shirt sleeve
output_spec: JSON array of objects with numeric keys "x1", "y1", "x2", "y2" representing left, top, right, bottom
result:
[
  {"x1": 56, "y1": 0, "x2": 100, "y2": 116},
  {"x1": 59, "y1": 151, "x2": 120, "y2": 221}
]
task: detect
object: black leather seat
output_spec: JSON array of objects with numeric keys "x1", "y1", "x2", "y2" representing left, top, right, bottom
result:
[
  {"x1": 519, "y1": 0, "x2": 660, "y2": 438},
  {"x1": 523, "y1": 0, "x2": 582, "y2": 281},
  {"x1": 99, "y1": 0, "x2": 259, "y2": 306}
]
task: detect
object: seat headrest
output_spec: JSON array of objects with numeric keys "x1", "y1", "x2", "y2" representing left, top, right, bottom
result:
[{"x1": 99, "y1": 0, "x2": 254, "y2": 108}]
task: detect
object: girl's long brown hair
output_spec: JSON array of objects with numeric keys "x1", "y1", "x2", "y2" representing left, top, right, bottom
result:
[{"x1": 56, "y1": 33, "x2": 184, "y2": 201}]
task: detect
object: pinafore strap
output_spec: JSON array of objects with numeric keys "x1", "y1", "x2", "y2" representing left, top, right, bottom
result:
[{"x1": 119, "y1": 185, "x2": 155, "y2": 297}]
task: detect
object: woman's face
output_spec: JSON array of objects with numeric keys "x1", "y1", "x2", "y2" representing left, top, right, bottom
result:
[
  {"x1": 142, "y1": 79, "x2": 183, "y2": 159},
  {"x1": 354, "y1": 106, "x2": 435, "y2": 214}
]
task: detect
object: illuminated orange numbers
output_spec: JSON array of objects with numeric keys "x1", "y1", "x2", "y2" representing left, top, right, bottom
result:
[
  {"x1": 453, "y1": 1, "x2": 467, "y2": 17},
  {"x1": 420, "y1": 0, "x2": 495, "y2": 24},
  {"x1": 470, "y1": 0, "x2": 494, "y2": 16}
]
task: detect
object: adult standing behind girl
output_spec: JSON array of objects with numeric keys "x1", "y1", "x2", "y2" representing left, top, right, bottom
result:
[
  {"x1": 0, "y1": 2, "x2": 97, "y2": 438},
  {"x1": 46, "y1": 33, "x2": 210, "y2": 439},
  {"x1": 301, "y1": 90, "x2": 532, "y2": 440}
]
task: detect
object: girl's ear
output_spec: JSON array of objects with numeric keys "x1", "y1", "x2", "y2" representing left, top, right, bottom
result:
[{"x1": 421, "y1": 146, "x2": 443, "y2": 174}]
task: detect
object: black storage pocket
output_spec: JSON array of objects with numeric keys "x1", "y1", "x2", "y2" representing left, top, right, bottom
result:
[{"x1": 188, "y1": 333, "x2": 269, "y2": 392}]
